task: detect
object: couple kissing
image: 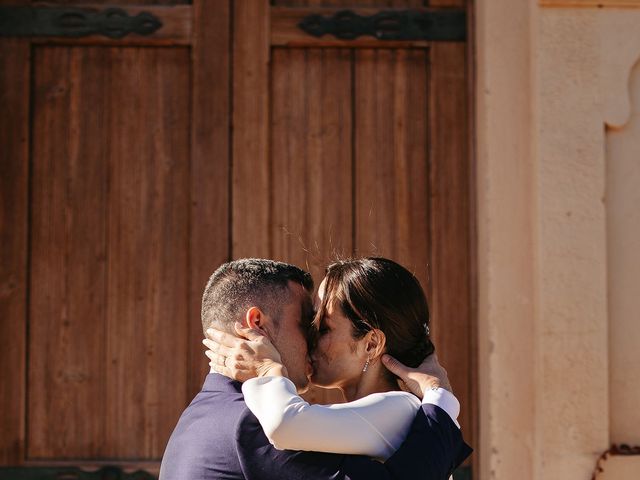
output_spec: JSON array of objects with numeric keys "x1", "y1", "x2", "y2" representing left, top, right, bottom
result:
[{"x1": 160, "y1": 257, "x2": 472, "y2": 480}]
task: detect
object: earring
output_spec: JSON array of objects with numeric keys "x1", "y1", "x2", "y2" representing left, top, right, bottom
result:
[{"x1": 362, "y1": 357, "x2": 370, "y2": 373}]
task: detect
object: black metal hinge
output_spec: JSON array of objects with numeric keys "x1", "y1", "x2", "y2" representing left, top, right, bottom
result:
[
  {"x1": 299, "y1": 9, "x2": 466, "y2": 42},
  {"x1": 0, "y1": 6, "x2": 162, "y2": 39}
]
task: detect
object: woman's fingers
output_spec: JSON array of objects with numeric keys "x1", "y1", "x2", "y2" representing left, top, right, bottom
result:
[
  {"x1": 202, "y1": 324, "x2": 282, "y2": 382},
  {"x1": 233, "y1": 322, "x2": 266, "y2": 342},
  {"x1": 208, "y1": 354, "x2": 256, "y2": 382},
  {"x1": 415, "y1": 354, "x2": 452, "y2": 392},
  {"x1": 382, "y1": 354, "x2": 413, "y2": 379},
  {"x1": 204, "y1": 350, "x2": 227, "y2": 367},
  {"x1": 202, "y1": 338, "x2": 236, "y2": 358},
  {"x1": 382, "y1": 354, "x2": 427, "y2": 398},
  {"x1": 205, "y1": 328, "x2": 243, "y2": 348},
  {"x1": 210, "y1": 362, "x2": 232, "y2": 377}
]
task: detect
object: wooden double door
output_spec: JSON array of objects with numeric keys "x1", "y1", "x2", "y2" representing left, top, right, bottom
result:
[{"x1": 0, "y1": 0, "x2": 474, "y2": 476}]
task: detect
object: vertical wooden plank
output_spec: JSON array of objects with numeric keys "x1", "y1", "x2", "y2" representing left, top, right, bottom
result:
[
  {"x1": 29, "y1": 47, "x2": 109, "y2": 459},
  {"x1": 270, "y1": 48, "x2": 352, "y2": 406},
  {"x1": 428, "y1": 42, "x2": 473, "y2": 448},
  {"x1": 188, "y1": 0, "x2": 231, "y2": 399},
  {"x1": 0, "y1": 37, "x2": 29, "y2": 465},
  {"x1": 270, "y1": 48, "x2": 353, "y2": 283},
  {"x1": 354, "y1": 49, "x2": 431, "y2": 293},
  {"x1": 232, "y1": 0, "x2": 271, "y2": 258},
  {"x1": 29, "y1": 47, "x2": 191, "y2": 460},
  {"x1": 105, "y1": 47, "x2": 190, "y2": 459}
]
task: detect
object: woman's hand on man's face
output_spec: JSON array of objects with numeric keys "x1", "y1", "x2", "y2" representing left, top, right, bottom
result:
[
  {"x1": 203, "y1": 323, "x2": 288, "y2": 382},
  {"x1": 381, "y1": 353, "x2": 452, "y2": 399}
]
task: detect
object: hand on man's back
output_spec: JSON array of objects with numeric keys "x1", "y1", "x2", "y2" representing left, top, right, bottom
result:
[{"x1": 382, "y1": 353, "x2": 453, "y2": 398}]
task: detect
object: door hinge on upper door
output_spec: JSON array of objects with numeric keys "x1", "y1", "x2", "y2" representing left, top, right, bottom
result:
[
  {"x1": 0, "y1": 6, "x2": 162, "y2": 39},
  {"x1": 298, "y1": 9, "x2": 466, "y2": 42}
]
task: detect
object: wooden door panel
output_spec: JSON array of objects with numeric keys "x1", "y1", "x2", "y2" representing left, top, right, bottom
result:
[
  {"x1": 1, "y1": 0, "x2": 472, "y2": 474},
  {"x1": 104, "y1": 47, "x2": 190, "y2": 459},
  {"x1": 28, "y1": 46, "x2": 190, "y2": 460},
  {"x1": 1, "y1": 0, "x2": 231, "y2": 470},
  {"x1": 427, "y1": 41, "x2": 472, "y2": 437},
  {"x1": 29, "y1": 46, "x2": 110, "y2": 459},
  {"x1": 271, "y1": 48, "x2": 353, "y2": 282},
  {"x1": 187, "y1": 0, "x2": 232, "y2": 400},
  {"x1": 232, "y1": 2, "x2": 473, "y2": 442},
  {"x1": 232, "y1": 0, "x2": 271, "y2": 259},
  {"x1": 354, "y1": 48, "x2": 431, "y2": 289},
  {"x1": 0, "y1": 35, "x2": 30, "y2": 465},
  {"x1": 242, "y1": 2, "x2": 474, "y2": 457}
]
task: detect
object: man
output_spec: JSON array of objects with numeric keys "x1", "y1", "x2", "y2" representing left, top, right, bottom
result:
[{"x1": 159, "y1": 259, "x2": 471, "y2": 480}]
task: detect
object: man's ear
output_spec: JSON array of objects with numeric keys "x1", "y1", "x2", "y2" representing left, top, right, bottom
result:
[
  {"x1": 365, "y1": 329, "x2": 387, "y2": 360},
  {"x1": 245, "y1": 306, "x2": 267, "y2": 333}
]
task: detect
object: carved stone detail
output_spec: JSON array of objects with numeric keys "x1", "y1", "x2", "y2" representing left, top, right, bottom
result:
[{"x1": 600, "y1": 10, "x2": 640, "y2": 129}]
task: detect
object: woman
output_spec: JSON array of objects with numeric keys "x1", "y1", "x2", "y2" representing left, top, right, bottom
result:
[{"x1": 204, "y1": 257, "x2": 460, "y2": 461}]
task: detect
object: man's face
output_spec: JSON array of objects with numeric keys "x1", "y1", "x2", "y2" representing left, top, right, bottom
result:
[{"x1": 269, "y1": 281, "x2": 314, "y2": 393}]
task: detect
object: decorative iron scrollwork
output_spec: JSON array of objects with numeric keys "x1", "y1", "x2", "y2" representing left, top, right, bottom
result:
[
  {"x1": 298, "y1": 10, "x2": 466, "y2": 42},
  {"x1": 0, "y1": 6, "x2": 162, "y2": 39}
]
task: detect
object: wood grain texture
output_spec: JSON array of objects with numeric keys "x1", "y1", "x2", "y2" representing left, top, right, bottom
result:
[
  {"x1": 188, "y1": 0, "x2": 231, "y2": 399},
  {"x1": 270, "y1": 48, "x2": 353, "y2": 406},
  {"x1": 15, "y1": 0, "x2": 474, "y2": 465},
  {"x1": 28, "y1": 46, "x2": 190, "y2": 460},
  {"x1": 354, "y1": 49, "x2": 431, "y2": 295},
  {"x1": 232, "y1": 0, "x2": 271, "y2": 258},
  {"x1": 29, "y1": 5, "x2": 193, "y2": 46},
  {"x1": 428, "y1": 42, "x2": 473, "y2": 449},
  {"x1": 270, "y1": 48, "x2": 353, "y2": 283},
  {"x1": 0, "y1": 37, "x2": 29, "y2": 466},
  {"x1": 29, "y1": 47, "x2": 109, "y2": 459},
  {"x1": 104, "y1": 47, "x2": 190, "y2": 459}
]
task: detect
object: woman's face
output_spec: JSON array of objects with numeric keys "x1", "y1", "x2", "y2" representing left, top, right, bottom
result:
[{"x1": 309, "y1": 279, "x2": 367, "y2": 389}]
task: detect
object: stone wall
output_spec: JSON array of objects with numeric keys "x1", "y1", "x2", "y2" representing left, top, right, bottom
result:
[{"x1": 476, "y1": 1, "x2": 640, "y2": 478}]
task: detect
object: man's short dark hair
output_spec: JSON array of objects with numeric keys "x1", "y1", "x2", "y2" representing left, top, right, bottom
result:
[{"x1": 201, "y1": 258, "x2": 313, "y2": 334}]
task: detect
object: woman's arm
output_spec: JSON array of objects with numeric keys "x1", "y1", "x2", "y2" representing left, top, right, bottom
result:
[
  {"x1": 242, "y1": 376, "x2": 421, "y2": 460},
  {"x1": 204, "y1": 325, "x2": 461, "y2": 459}
]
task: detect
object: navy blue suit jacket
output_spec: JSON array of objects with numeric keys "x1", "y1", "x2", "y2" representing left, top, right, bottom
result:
[{"x1": 159, "y1": 374, "x2": 471, "y2": 480}]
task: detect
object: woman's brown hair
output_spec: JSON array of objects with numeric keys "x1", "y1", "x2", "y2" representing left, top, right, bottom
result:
[{"x1": 314, "y1": 257, "x2": 435, "y2": 372}]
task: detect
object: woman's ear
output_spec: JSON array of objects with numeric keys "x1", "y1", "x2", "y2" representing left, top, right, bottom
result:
[
  {"x1": 245, "y1": 306, "x2": 267, "y2": 333},
  {"x1": 364, "y1": 328, "x2": 387, "y2": 360}
]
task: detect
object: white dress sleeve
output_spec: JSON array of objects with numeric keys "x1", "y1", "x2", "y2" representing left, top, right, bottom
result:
[
  {"x1": 241, "y1": 376, "x2": 421, "y2": 460},
  {"x1": 422, "y1": 387, "x2": 461, "y2": 428}
]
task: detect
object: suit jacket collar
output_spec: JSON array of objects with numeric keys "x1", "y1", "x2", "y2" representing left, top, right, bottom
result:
[{"x1": 202, "y1": 373, "x2": 243, "y2": 394}]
